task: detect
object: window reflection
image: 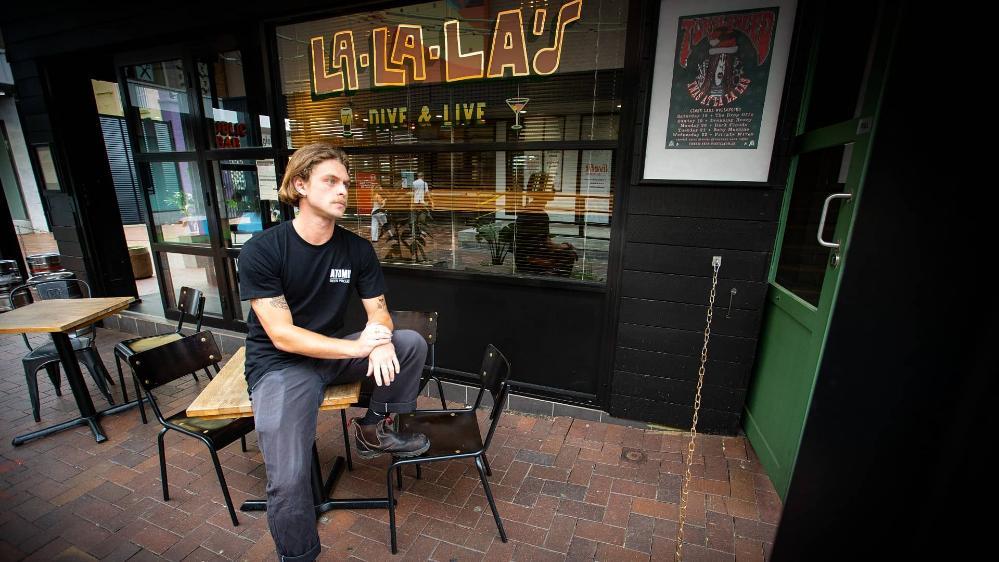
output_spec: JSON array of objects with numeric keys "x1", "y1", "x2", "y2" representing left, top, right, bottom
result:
[
  {"x1": 276, "y1": 0, "x2": 626, "y2": 283},
  {"x1": 216, "y1": 159, "x2": 282, "y2": 247},
  {"x1": 336, "y1": 150, "x2": 611, "y2": 282}
]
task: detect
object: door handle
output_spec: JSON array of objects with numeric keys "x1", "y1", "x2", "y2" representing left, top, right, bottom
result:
[{"x1": 817, "y1": 193, "x2": 851, "y2": 249}]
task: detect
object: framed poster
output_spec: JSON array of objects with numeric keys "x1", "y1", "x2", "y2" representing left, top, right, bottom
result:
[{"x1": 642, "y1": 0, "x2": 796, "y2": 182}]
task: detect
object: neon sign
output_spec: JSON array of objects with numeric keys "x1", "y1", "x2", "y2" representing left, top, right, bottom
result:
[{"x1": 309, "y1": 0, "x2": 583, "y2": 97}]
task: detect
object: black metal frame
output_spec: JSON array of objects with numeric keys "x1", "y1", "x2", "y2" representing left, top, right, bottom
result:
[
  {"x1": 10, "y1": 289, "x2": 139, "y2": 446},
  {"x1": 127, "y1": 330, "x2": 251, "y2": 526},
  {"x1": 114, "y1": 37, "x2": 273, "y2": 333},
  {"x1": 113, "y1": 285, "x2": 208, "y2": 422},
  {"x1": 339, "y1": 309, "x2": 445, "y2": 471},
  {"x1": 383, "y1": 344, "x2": 512, "y2": 553},
  {"x1": 7, "y1": 280, "x2": 117, "y2": 423}
]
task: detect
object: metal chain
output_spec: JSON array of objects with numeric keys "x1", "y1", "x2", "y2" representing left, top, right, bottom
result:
[{"x1": 676, "y1": 257, "x2": 721, "y2": 562}]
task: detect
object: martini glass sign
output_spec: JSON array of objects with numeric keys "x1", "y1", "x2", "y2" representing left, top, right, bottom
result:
[{"x1": 506, "y1": 97, "x2": 530, "y2": 130}]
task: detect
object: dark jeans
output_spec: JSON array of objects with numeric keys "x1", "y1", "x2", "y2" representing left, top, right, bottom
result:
[{"x1": 250, "y1": 329, "x2": 427, "y2": 561}]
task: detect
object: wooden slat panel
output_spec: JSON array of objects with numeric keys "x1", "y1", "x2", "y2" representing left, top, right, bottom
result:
[
  {"x1": 613, "y1": 346, "x2": 753, "y2": 389},
  {"x1": 0, "y1": 297, "x2": 133, "y2": 334},
  {"x1": 617, "y1": 323, "x2": 757, "y2": 364},
  {"x1": 628, "y1": 185, "x2": 782, "y2": 220},
  {"x1": 625, "y1": 215, "x2": 777, "y2": 252},
  {"x1": 622, "y1": 243, "x2": 770, "y2": 280},
  {"x1": 618, "y1": 297, "x2": 762, "y2": 338},
  {"x1": 620, "y1": 271, "x2": 768, "y2": 310},
  {"x1": 186, "y1": 347, "x2": 361, "y2": 419}
]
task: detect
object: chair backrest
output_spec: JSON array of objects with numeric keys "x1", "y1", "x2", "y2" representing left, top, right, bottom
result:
[
  {"x1": 175, "y1": 286, "x2": 206, "y2": 333},
  {"x1": 33, "y1": 278, "x2": 90, "y2": 300},
  {"x1": 128, "y1": 330, "x2": 221, "y2": 421},
  {"x1": 389, "y1": 310, "x2": 438, "y2": 370},
  {"x1": 34, "y1": 279, "x2": 95, "y2": 339},
  {"x1": 8, "y1": 284, "x2": 37, "y2": 350},
  {"x1": 8, "y1": 280, "x2": 94, "y2": 347},
  {"x1": 471, "y1": 344, "x2": 511, "y2": 451}
]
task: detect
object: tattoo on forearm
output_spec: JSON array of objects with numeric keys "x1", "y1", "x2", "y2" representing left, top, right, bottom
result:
[
  {"x1": 270, "y1": 295, "x2": 289, "y2": 310},
  {"x1": 376, "y1": 296, "x2": 386, "y2": 310}
]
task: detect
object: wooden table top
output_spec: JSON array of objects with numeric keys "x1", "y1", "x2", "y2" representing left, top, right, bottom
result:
[
  {"x1": 186, "y1": 347, "x2": 361, "y2": 420},
  {"x1": 0, "y1": 296, "x2": 134, "y2": 334}
]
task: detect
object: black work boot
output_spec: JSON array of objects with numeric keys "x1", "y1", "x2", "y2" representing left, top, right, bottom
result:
[{"x1": 351, "y1": 417, "x2": 430, "y2": 459}]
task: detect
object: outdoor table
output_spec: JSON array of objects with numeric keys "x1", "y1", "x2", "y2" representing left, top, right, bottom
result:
[
  {"x1": 187, "y1": 347, "x2": 391, "y2": 514},
  {"x1": 0, "y1": 296, "x2": 134, "y2": 445}
]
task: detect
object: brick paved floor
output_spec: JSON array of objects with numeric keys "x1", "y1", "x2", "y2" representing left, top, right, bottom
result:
[{"x1": 0, "y1": 327, "x2": 781, "y2": 561}]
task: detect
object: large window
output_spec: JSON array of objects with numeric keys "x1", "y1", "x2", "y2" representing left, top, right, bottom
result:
[{"x1": 276, "y1": 0, "x2": 626, "y2": 282}]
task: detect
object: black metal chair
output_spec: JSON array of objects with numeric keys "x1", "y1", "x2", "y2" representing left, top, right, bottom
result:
[
  {"x1": 339, "y1": 310, "x2": 445, "y2": 471},
  {"x1": 384, "y1": 344, "x2": 511, "y2": 553},
  {"x1": 127, "y1": 330, "x2": 252, "y2": 527},
  {"x1": 115, "y1": 286, "x2": 207, "y2": 423},
  {"x1": 7, "y1": 280, "x2": 116, "y2": 422}
]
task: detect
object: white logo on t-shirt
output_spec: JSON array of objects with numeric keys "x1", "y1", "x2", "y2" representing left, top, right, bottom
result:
[{"x1": 329, "y1": 268, "x2": 351, "y2": 284}]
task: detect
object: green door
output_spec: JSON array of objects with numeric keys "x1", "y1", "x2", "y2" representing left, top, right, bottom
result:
[{"x1": 744, "y1": 2, "x2": 899, "y2": 500}]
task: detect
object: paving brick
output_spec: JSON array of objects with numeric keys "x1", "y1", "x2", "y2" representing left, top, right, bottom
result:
[
  {"x1": 610, "y1": 479, "x2": 658, "y2": 499},
  {"x1": 497, "y1": 519, "x2": 547, "y2": 547},
  {"x1": 556, "y1": 499, "x2": 605, "y2": 522},
  {"x1": 631, "y1": 497, "x2": 678, "y2": 521},
  {"x1": 544, "y1": 514, "x2": 576, "y2": 552},
  {"x1": 734, "y1": 536, "x2": 765, "y2": 561},
  {"x1": 0, "y1": 330, "x2": 779, "y2": 562},
  {"x1": 584, "y1": 474, "x2": 611, "y2": 506},
  {"x1": 511, "y1": 542, "x2": 566, "y2": 561},
  {"x1": 705, "y1": 509, "x2": 736, "y2": 554},
  {"x1": 594, "y1": 542, "x2": 650, "y2": 561},
  {"x1": 574, "y1": 519, "x2": 626, "y2": 546},
  {"x1": 565, "y1": 536, "x2": 598, "y2": 561},
  {"x1": 724, "y1": 497, "x2": 760, "y2": 521},
  {"x1": 527, "y1": 493, "x2": 560, "y2": 530},
  {"x1": 541, "y1": 480, "x2": 587, "y2": 502},
  {"x1": 432, "y1": 539, "x2": 486, "y2": 561},
  {"x1": 624, "y1": 513, "x2": 655, "y2": 554}
]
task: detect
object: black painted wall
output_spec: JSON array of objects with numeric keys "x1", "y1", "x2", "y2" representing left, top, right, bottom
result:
[
  {"x1": 343, "y1": 270, "x2": 606, "y2": 402},
  {"x1": 770, "y1": 7, "x2": 990, "y2": 558},
  {"x1": 605, "y1": 1, "x2": 807, "y2": 434}
]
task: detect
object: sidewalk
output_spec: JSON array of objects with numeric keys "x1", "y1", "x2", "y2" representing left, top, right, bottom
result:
[{"x1": 0, "y1": 327, "x2": 780, "y2": 561}]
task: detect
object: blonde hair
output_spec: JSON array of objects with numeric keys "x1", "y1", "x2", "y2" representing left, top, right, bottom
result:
[{"x1": 278, "y1": 143, "x2": 350, "y2": 207}]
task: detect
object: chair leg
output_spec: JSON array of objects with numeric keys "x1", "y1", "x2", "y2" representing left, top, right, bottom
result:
[
  {"x1": 395, "y1": 461, "x2": 403, "y2": 490},
  {"x1": 387, "y1": 463, "x2": 398, "y2": 554},
  {"x1": 475, "y1": 456, "x2": 507, "y2": 542},
  {"x1": 341, "y1": 409, "x2": 353, "y2": 471},
  {"x1": 203, "y1": 368, "x2": 213, "y2": 381},
  {"x1": 415, "y1": 464, "x2": 422, "y2": 480},
  {"x1": 240, "y1": 435, "x2": 248, "y2": 452},
  {"x1": 133, "y1": 373, "x2": 147, "y2": 424},
  {"x1": 208, "y1": 447, "x2": 239, "y2": 527},
  {"x1": 80, "y1": 349, "x2": 114, "y2": 405},
  {"x1": 435, "y1": 377, "x2": 447, "y2": 409},
  {"x1": 190, "y1": 370, "x2": 200, "y2": 382},
  {"x1": 114, "y1": 352, "x2": 129, "y2": 403},
  {"x1": 482, "y1": 453, "x2": 492, "y2": 477},
  {"x1": 45, "y1": 363, "x2": 62, "y2": 396},
  {"x1": 157, "y1": 427, "x2": 169, "y2": 501},
  {"x1": 25, "y1": 366, "x2": 41, "y2": 423}
]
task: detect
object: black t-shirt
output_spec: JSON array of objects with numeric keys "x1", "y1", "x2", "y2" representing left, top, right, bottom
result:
[{"x1": 238, "y1": 221, "x2": 386, "y2": 389}]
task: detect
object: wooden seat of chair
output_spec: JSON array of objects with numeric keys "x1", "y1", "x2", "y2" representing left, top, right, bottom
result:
[{"x1": 186, "y1": 347, "x2": 361, "y2": 420}]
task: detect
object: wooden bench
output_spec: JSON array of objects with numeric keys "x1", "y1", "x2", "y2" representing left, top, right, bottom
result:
[{"x1": 186, "y1": 347, "x2": 360, "y2": 420}]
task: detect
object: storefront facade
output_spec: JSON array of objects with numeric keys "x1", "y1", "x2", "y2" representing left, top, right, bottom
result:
[{"x1": 1, "y1": 0, "x2": 903, "y2": 489}]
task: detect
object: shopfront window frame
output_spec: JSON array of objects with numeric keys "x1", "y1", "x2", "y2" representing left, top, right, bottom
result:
[{"x1": 263, "y1": 0, "x2": 631, "y2": 290}]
